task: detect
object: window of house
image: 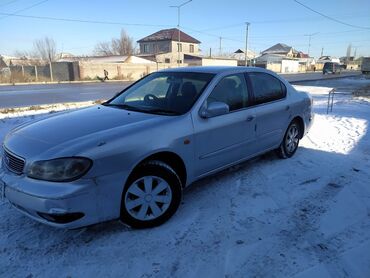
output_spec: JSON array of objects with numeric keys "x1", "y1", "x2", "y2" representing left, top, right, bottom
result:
[
  {"x1": 248, "y1": 72, "x2": 287, "y2": 105},
  {"x1": 177, "y1": 43, "x2": 182, "y2": 52},
  {"x1": 189, "y1": 44, "x2": 194, "y2": 53},
  {"x1": 165, "y1": 58, "x2": 170, "y2": 63},
  {"x1": 207, "y1": 74, "x2": 249, "y2": 112},
  {"x1": 143, "y1": 44, "x2": 149, "y2": 53},
  {"x1": 177, "y1": 60, "x2": 182, "y2": 64}
]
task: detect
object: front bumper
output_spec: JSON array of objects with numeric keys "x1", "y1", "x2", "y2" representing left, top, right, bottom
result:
[{"x1": 0, "y1": 163, "x2": 128, "y2": 229}]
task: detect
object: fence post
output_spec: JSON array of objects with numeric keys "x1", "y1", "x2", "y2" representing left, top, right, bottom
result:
[
  {"x1": 35, "y1": 65, "x2": 38, "y2": 81},
  {"x1": 49, "y1": 62, "x2": 54, "y2": 82},
  {"x1": 327, "y1": 89, "x2": 335, "y2": 114}
]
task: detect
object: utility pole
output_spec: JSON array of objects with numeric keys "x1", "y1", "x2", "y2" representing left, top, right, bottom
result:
[
  {"x1": 304, "y1": 32, "x2": 319, "y2": 58},
  {"x1": 219, "y1": 37, "x2": 222, "y2": 56},
  {"x1": 321, "y1": 47, "x2": 324, "y2": 57},
  {"x1": 304, "y1": 32, "x2": 319, "y2": 71},
  {"x1": 170, "y1": 0, "x2": 192, "y2": 67},
  {"x1": 245, "y1": 22, "x2": 250, "y2": 66}
]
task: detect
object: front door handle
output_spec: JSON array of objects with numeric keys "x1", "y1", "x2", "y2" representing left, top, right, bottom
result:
[
  {"x1": 285, "y1": 105, "x2": 290, "y2": 111},
  {"x1": 246, "y1": 115, "x2": 256, "y2": 122}
]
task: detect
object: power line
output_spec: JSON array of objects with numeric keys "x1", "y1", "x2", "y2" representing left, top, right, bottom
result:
[
  {"x1": 181, "y1": 26, "x2": 244, "y2": 43},
  {"x1": 198, "y1": 14, "x2": 370, "y2": 32},
  {"x1": 0, "y1": 0, "x2": 49, "y2": 20},
  {"x1": 0, "y1": 12, "x2": 173, "y2": 27},
  {"x1": 249, "y1": 29, "x2": 368, "y2": 39},
  {"x1": 2, "y1": 10, "x2": 368, "y2": 40},
  {"x1": 293, "y1": 0, "x2": 370, "y2": 30},
  {"x1": 0, "y1": 0, "x2": 20, "y2": 8}
]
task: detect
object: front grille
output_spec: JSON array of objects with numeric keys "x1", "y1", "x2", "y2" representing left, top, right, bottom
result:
[{"x1": 3, "y1": 148, "x2": 25, "y2": 175}]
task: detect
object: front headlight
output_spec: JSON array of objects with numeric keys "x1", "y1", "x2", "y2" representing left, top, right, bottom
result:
[{"x1": 27, "y1": 157, "x2": 92, "y2": 182}]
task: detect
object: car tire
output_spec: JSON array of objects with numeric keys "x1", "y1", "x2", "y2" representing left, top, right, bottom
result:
[
  {"x1": 120, "y1": 160, "x2": 182, "y2": 229},
  {"x1": 276, "y1": 121, "x2": 301, "y2": 159}
]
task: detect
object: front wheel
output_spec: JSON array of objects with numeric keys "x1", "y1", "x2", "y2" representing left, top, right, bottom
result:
[
  {"x1": 120, "y1": 161, "x2": 182, "y2": 229},
  {"x1": 276, "y1": 122, "x2": 301, "y2": 159}
]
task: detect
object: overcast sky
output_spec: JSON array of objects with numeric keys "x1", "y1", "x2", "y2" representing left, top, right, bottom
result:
[{"x1": 0, "y1": 0, "x2": 369, "y2": 58}]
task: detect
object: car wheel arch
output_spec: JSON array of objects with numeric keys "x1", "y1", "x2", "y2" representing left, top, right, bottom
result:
[
  {"x1": 127, "y1": 151, "x2": 187, "y2": 188},
  {"x1": 291, "y1": 116, "x2": 304, "y2": 138}
]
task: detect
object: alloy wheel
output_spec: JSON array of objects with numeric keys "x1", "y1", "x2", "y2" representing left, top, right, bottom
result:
[
  {"x1": 285, "y1": 124, "x2": 299, "y2": 154},
  {"x1": 124, "y1": 176, "x2": 172, "y2": 221}
]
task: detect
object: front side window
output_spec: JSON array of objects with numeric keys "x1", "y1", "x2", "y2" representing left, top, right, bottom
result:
[
  {"x1": 207, "y1": 74, "x2": 249, "y2": 111},
  {"x1": 107, "y1": 72, "x2": 215, "y2": 115},
  {"x1": 248, "y1": 72, "x2": 286, "y2": 105}
]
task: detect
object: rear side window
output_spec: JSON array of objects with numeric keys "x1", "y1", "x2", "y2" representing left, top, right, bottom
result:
[{"x1": 248, "y1": 72, "x2": 286, "y2": 105}]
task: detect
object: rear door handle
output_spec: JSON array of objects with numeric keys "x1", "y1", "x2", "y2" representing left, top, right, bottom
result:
[{"x1": 246, "y1": 115, "x2": 256, "y2": 122}]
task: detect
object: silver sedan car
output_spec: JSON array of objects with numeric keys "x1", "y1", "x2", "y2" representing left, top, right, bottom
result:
[{"x1": 0, "y1": 67, "x2": 313, "y2": 229}]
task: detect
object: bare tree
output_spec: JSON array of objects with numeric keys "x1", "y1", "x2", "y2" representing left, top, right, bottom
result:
[
  {"x1": 33, "y1": 37, "x2": 57, "y2": 62},
  {"x1": 94, "y1": 41, "x2": 113, "y2": 56},
  {"x1": 94, "y1": 29, "x2": 134, "y2": 56},
  {"x1": 13, "y1": 50, "x2": 33, "y2": 58}
]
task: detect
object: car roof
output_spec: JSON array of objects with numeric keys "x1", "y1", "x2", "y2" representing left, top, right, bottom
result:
[{"x1": 159, "y1": 66, "x2": 270, "y2": 75}]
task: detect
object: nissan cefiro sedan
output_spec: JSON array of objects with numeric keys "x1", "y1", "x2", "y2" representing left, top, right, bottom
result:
[{"x1": 0, "y1": 67, "x2": 313, "y2": 229}]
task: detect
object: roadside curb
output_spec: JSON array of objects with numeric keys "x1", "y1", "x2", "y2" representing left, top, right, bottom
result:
[
  {"x1": 288, "y1": 73, "x2": 361, "y2": 84},
  {"x1": 0, "y1": 79, "x2": 131, "y2": 87}
]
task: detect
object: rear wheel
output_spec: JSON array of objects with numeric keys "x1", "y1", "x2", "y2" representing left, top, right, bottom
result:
[
  {"x1": 276, "y1": 121, "x2": 301, "y2": 159},
  {"x1": 120, "y1": 161, "x2": 182, "y2": 229}
]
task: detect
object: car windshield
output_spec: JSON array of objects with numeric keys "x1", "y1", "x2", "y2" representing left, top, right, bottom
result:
[{"x1": 106, "y1": 72, "x2": 215, "y2": 115}]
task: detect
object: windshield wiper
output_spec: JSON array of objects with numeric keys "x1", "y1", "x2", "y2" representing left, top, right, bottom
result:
[
  {"x1": 103, "y1": 103, "x2": 180, "y2": 115},
  {"x1": 103, "y1": 103, "x2": 143, "y2": 112},
  {"x1": 144, "y1": 108, "x2": 180, "y2": 115}
]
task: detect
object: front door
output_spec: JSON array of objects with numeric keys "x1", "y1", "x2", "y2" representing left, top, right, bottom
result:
[{"x1": 192, "y1": 73, "x2": 256, "y2": 176}]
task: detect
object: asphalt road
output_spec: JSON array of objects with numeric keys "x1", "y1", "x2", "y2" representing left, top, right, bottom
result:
[
  {"x1": 0, "y1": 82, "x2": 131, "y2": 108},
  {"x1": 0, "y1": 71, "x2": 362, "y2": 109}
]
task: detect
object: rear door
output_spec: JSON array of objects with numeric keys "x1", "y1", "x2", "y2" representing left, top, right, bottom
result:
[{"x1": 246, "y1": 72, "x2": 290, "y2": 153}]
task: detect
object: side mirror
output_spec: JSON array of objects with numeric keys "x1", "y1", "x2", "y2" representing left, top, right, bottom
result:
[{"x1": 200, "y1": 101, "x2": 229, "y2": 118}]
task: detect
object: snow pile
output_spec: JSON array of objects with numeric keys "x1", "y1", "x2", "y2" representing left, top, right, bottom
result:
[
  {"x1": 0, "y1": 100, "x2": 102, "y2": 120},
  {"x1": 1, "y1": 86, "x2": 370, "y2": 277}
]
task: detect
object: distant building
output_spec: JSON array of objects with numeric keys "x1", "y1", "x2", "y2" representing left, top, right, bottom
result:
[
  {"x1": 339, "y1": 56, "x2": 361, "y2": 70},
  {"x1": 317, "y1": 56, "x2": 340, "y2": 63},
  {"x1": 231, "y1": 49, "x2": 257, "y2": 65},
  {"x1": 254, "y1": 43, "x2": 312, "y2": 73},
  {"x1": 261, "y1": 43, "x2": 299, "y2": 58},
  {"x1": 184, "y1": 54, "x2": 238, "y2": 66},
  {"x1": 137, "y1": 28, "x2": 201, "y2": 64}
]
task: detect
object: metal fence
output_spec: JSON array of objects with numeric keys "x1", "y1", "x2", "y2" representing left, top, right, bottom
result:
[{"x1": 0, "y1": 62, "x2": 80, "y2": 83}]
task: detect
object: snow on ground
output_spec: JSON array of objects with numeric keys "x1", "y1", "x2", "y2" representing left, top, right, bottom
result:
[
  {"x1": 1, "y1": 86, "x2": 370, "y2": 277},
  {"x1": 0, "y1": 100, "x2": 100, "y2": 120}
]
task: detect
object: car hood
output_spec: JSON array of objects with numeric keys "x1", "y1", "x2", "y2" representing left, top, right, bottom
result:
[{"x1": 4, "y1": 105, "x2": 166, "y2": 159}]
